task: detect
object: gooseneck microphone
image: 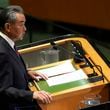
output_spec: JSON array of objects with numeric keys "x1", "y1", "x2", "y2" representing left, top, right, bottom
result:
[
  {"x1": 50, "y1": 41, "x2": 78, "y2": 59},
  {"x1": 50, "y1": 40, "x2": 104, "y2": 82},
  {"x1": 71, "y1": 40, "x2": 104, "y2": 82},
  {"x1": 70, "y1": 40, "x2": 93, "y2": 68},
  {"x1": 50, "y1": 41, "x2": 93, "y2": 68}
]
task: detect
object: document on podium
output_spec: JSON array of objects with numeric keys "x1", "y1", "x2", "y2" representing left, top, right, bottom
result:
[
  {"x1": 36, "y1": 60, "x2": 88, "y2": 86},
  {"x1": 36, "y1": 60, "x2": 76, "y2": 78},
  {"x1": 47, "y1": 69, "x2": 88, "y2": 86}
]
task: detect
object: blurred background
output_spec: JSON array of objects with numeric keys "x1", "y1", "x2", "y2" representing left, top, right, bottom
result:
[{"x1": 0, "y1": 0, "x2": 110, "y2": 65}]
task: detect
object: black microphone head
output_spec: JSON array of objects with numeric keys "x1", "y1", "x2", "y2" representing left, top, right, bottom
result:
[
  {"x1": 50, "y1": 41, "x2": 58, "y2": 50},
  {"x1": 50, "y1": 41, "x2": 56, "y2": 46}
]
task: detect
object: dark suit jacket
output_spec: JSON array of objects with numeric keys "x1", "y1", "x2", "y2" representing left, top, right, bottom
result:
[{"x1": 0, "y1": 36, "x2": 34, "y2": 109}]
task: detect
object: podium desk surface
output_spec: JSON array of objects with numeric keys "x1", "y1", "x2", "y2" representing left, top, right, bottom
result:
[
  {"x1": 20, "y1": 37, "x2": 110, "y2": 110},
  {"x1": 29, "y1": 59, "x2": 109, "y2": 96}
]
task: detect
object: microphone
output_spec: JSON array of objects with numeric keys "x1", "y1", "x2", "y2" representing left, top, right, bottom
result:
[
  {"x1": 50, "y1": 41, "x2": 75, "y2": 59},
  {"x1": 50, "y1": 41, "x2": 104, "y2": 82},
  {"x1": 50, "y1": 41, "x2": 93, "y2": 68},
  {"x1": 50, "y1": 41, "x2": 58, "y2": 50},
  {"x1": 70, "y1": 40, "x2": 104, "y2": 82},
  {"x1": 70, "y1": 40, "x2": 94, "y2": 68},
  {"x1": 51, "y1": 40, "x2": 105, "y2": 82}
]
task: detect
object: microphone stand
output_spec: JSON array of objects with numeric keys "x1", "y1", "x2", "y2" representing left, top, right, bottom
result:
[
  {"x1": 50, "y1": 41, "x2": 104, "y2": 83},
  {"x1": 71, "y1": 40, "x2": 104, "y2": 82}
]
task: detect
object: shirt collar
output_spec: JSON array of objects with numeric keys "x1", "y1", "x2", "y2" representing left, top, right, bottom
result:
[{"x1": 0, "y1": 31, "x2": 15, "y2": 49}]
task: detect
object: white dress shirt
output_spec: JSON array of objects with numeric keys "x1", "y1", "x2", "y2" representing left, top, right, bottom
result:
[{"x1": 0, "y1": 31, "x2": 15, "y2": 50}]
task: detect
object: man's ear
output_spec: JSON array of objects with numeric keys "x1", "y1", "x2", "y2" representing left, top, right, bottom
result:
[{"x1": 4, "y1": 23, "x2": 11, "y2": 32}]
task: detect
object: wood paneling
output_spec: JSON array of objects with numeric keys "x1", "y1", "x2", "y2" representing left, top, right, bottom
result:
[{"x1": 10, "y1": 0, "x2": 110, "y2": 29}]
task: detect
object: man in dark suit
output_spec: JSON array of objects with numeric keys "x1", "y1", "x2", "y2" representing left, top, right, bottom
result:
[{"x1": 0, "y1": 5, "x2": 52, "y2": 110}]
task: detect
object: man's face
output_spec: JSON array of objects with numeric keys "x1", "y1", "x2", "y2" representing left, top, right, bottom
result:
[{"x1": 6, "y1": 13, "x2": 26, "y2": 41}]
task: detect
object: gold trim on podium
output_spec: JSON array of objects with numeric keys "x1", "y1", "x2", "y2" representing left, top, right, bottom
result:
[{"x1": 20, "y1": 37, "x2": 110, "y2": 110}]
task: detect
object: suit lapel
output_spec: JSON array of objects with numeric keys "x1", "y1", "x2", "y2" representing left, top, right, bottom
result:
[
  {"x1": 4, "y1": 39, "x2": 25, "y2": 67},
  {"x1": 0, "y1": 37, "x2": 28, "y2": 82}
]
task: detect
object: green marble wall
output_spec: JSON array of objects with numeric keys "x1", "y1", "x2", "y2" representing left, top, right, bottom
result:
[{"x1": 0, "y1": 0, "x2": 9, "y2": 8}]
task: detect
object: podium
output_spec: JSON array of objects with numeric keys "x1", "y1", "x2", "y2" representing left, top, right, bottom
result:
[
  {"x1": 19, "y1": 36, "x2": 110, "y2": 110},
  {"x1": 80, "y1": 101, "x2": 110, "y2": 110}
]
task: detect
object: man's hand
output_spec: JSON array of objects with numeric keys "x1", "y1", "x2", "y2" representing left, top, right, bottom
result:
[
  {"x1": 33, "y1": 91, "x2": 52, "y2": 104},
  {"x1": 28, "y1": 70, "x2": 48, "y2": 81}
]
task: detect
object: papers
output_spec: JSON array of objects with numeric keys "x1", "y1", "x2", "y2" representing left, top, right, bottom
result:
[
  {"x1": 35, "y1": 60, "x2": 88, "y2": 86},
  {"x1": 36, "y1": 60, "x2": 76, "y2": 78},
  {"x1": 47, "y1": 69, "x2": 88, "y2": 86}
]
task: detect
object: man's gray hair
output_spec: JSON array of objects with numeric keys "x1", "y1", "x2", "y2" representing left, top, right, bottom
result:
[{"x1": 0, "y1": 5, "x2": 24, "y2": 29}]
